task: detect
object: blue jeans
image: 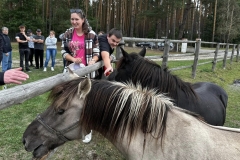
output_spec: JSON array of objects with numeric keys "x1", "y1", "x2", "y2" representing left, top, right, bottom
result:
[
  {"x1": 44, "y1": 48, "x2": 57, "y2": 67},
  {"x1": 2, "y1": 51, "x2": 12, "y2": 72}
]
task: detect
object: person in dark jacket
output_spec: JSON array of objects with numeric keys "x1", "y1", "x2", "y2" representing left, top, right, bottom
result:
[
  {"x1": 0, "y1": 30, "x2": 2, "y2": 65},
  {"x1": 1, "y1": 27, "x2": 12, "y2": 72},
  {"x1": 0, "y1": 68, "x2": 29, "y2": 85},
  {"x1": 33, "y1": 29, "x2": 45, "y2": 69}
]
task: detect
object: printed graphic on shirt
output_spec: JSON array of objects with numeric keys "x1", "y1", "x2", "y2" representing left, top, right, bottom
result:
[{"x1": 69, "y1": 40, "x2": 84, "y2": 57}]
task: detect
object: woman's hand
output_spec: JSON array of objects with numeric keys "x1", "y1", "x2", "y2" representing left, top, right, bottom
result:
[
  {"x1": 74, "y1": 58, "x2": 82, "y2": 64},
  {"x1": 88, "y1": 59, "x2": 96, "y2": 65}
]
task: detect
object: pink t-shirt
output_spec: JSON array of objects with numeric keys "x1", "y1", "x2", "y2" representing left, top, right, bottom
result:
[{"x1": 69, "y1": 30, "x2": 86, "y2": 65}]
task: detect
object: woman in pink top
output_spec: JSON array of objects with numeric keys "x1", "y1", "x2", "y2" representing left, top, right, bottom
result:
[
  {"x1": 61, "y1": 9, "x2": 99, "y2": 77},
  {"x1": 61, "y1": 8, "x2": 99, "y2": 144}
]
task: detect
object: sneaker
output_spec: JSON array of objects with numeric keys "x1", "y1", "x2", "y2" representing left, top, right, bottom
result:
[
  {"x1": 26, "y1": 69, "x2": 31, "y2": 72},
  {"x1": 51, "y1": 67, "x2": 54, "y2": 71},
  {"x1": 43, "y1": 67, "x2": 47, "y2": 71},
  {"x1": 2, "y1": 85, "x2": 7, "y2": 90},
  {"x1": 63, "y1": 67, "x2": 68, "y2": 73},
  {"x1": 34, "y1": 67, "x2": 39, "y2": 69},
  {"x1": 82, "y1": 130, "x2": 92, "y2": 143}
]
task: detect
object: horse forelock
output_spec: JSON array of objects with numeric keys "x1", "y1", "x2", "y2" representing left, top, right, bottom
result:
[
  {"x1": 81, "y1": 80, "x2": 173, "y2": 145},
  {"x1": 116, "y1": 52, "x2": 140, "y2": 69},
  {"x1": 48, "y1": 78, "x2": 82, "y2": 111}
]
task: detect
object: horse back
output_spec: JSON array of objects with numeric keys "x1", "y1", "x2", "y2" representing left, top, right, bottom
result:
[{"x1": 191, "y1": 82, "x2": 228, "y2": 125}]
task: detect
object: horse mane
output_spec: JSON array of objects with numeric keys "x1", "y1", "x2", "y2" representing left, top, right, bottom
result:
[
  {"x1": 82, "y1": 80, "x2": 175, "y2": 145},
  {"x1": 117, "y1": 53, "x2": 197, "y2": 105},
  {"x1": 48, "y1": 78, "x2": 174, "y2": 145}
]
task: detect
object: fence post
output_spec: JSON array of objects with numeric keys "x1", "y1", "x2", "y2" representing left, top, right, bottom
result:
[
  {"x1": 236, "y1": 44, "x2": 240, "y2": 62},
  {"x1": 230, "y1": 44, "x2": 236, "y2": 64},
  {"x1": 212, "y1": 43, "x2": 220, "y2": 72},
  {"x1": 223, "y1": 43, "x2": 229, "y2": 69},
  {"x1": 161, "y1": 39, "x2": 170, "y2": 69},
  {"x1": 192, "y1": 39, "x2": 201, "y2": 79},
  {"x1": 116, "y1": 39, "x2": 125, "y2": 60}
]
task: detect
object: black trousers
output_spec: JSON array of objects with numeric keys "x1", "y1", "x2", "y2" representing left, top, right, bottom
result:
[
  {"x1": 19, "y1": 48, "x2": 30, "y2": 70},
  {"x1": 29, "y1": 48, "x2": 35, "y2": 65},
  {"x1": 35, "y1": 49, "x2": 44, "y2": 68}
]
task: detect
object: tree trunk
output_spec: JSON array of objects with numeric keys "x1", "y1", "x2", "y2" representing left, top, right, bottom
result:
[
  {"x1": 178, "y1": 0, "x2": 192, "y2": 39},
  {"x1": 198, "y1": 0, "x2": 201, "y2": 38},
  {"x1": 130, "y1": 0, "x2": 136, "y2": 37},
  {"x1": 212, "y1": 0, "x2": 217, "y2": 43}
]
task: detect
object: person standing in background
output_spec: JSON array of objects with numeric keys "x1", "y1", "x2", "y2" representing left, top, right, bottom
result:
[
  {"x1": 59, "y1": 33, "x2": 67, "y2": 72},
  {"x1": 98, "y1": 31, "x2": 104, "y2": 35},
  {"x1": 33, "y1": 29, "x2": 45, "y2": 69},
  {"x1": 1, "y1": 27, "x2": 12, "y2": 72},
  {"x1": 27, "y1": 29, "x2": 35, "y2": 67},
  {"x1": 15, "y1": 25, "x2": 31, "y2": 72},
  {"x1": 0, "y1": 30, "x2": 3, "y2": 65},
  {"x1": 44, "y1": 30, "x2": 57, "y2": 71}
]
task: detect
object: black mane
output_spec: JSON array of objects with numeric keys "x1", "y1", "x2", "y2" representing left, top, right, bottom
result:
[{"x1": 117, "y1": 53, "x2": 197, "y2": 105}]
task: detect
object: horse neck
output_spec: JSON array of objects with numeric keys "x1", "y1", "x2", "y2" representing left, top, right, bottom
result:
[
  {"x1": 135, "y1": 61, "x2": 196, "y2": 101},
  {"x1": 133, "y1": 62, "x2": 180, "y2": 99},
  {"x1": 104, "y1": 127, "x2": 163, "y2": 160}
]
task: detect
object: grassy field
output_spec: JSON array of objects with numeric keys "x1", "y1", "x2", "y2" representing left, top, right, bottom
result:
[{"x1": 0, "y1": 43, "x2": 240, "y2": 159}]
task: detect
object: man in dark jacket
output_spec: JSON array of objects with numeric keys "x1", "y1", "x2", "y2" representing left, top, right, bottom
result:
[
  {"x1": 1, "y1": 27, "x2": 12, "y2": 72},
  {"x1": 0, "y1": 29, "x2": 2, "y2": 65}
]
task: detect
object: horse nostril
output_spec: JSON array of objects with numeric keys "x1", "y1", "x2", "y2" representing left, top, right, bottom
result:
[{"x1": 22, "y1": 138, "x2": 26, "y2": 145}]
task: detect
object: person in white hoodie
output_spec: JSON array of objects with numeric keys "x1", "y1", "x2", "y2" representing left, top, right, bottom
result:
[{"x1": 43, "y1": 30, "x2": 57, "y2": 71}]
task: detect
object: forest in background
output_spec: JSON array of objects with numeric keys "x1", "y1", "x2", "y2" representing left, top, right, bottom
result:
[{"x1": 0, "y1": 0, "x2": 240, "y2": 43}]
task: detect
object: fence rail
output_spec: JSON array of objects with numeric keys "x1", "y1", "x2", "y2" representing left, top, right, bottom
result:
[{"x1": 117, "y1": 38, "x2": 240, "y2": 79}]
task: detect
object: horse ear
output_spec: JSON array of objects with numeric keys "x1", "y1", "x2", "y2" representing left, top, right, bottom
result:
[
  {"x1": 77, "y1": 77, "x2": 91, "y2": 99},
  {"x1": 67, "y1": 67, "x2": 80, "y2": 78},
  {"x1": 139, "y1": 47, "x2": 146, "y2": 57},
  {"x1": 120, "y1": 47, "x2": 130, "y2": 60}
]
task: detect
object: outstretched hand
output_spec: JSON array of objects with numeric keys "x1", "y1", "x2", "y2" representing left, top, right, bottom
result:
[
  {"x1": 4, "y1": 68, "x2": 29, "y2": 84},
  {"x1": 104, "y1": 66, "x2": 113, "y2": 76}
]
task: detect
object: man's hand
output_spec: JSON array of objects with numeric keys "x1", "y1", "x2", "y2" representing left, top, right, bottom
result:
[
  {"x1": 4, "y1": 68, "x2": 29, "y2": 84},
  {"x1": 104, "y1": 66, "x2": 113, "y2": 76}
]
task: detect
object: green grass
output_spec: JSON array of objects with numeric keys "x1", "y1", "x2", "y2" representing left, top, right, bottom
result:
[{"x1": 0, "y1": 45, "x2": 240, "y2": 159}]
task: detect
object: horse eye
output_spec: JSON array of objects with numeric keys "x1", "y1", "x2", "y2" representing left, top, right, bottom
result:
[{"x1": 57, "y1": 109, "x2": 65, "y2": 115}]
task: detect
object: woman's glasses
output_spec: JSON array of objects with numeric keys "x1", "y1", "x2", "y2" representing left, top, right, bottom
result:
[
  {"x1": 70, "y1": 9, "x2": 82, "y2": 13},
  {"x1": 70, "y1": 9, "x2": 85, "y2": 17}
]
